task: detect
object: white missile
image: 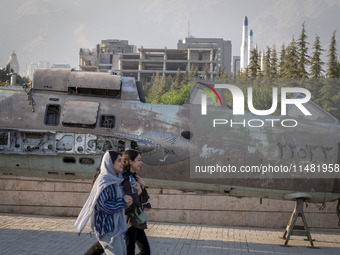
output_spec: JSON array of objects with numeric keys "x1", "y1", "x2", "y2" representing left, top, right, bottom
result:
[
  {"x1": 240, "y1": 16, "x2": 248, "y2": 72},
  {"x1": 247, "y1": 29, "x2": 253, "y2": 67}
]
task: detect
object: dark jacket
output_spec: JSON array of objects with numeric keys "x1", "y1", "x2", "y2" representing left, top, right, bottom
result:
[{"x1": 122, "y1": 170, "x2": 150, "y2": 229}]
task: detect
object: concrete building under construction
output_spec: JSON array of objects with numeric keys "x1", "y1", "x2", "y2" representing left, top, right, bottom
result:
[
  {"x1": 119, "y1": 37, "x2": 231, "y2": 82},
  {"x1": 79, "y1": 37, "x2": 232, "y2": 82},
  {"x1": 79, "y1": 39, "x2": 137, "y2": 72}
]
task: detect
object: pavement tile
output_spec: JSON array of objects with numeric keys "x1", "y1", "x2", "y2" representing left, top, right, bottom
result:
[{"x1": 0, "y1": 213, "x2": 339, "y2": 254}]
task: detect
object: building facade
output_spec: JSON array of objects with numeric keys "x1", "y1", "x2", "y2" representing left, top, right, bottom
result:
[
  {"x1": 79, "y1": 39, "x2": 136, "y2": 72},
  {"x1": 79, "y1": 38, "x2": 232, "y2": 82},
  {"x1": 177, "y1": 37, "x2": 232, "y2": 75},
  {"x1": 233, "y1": 56, "x2": 240, "y2": 75},
  {"x1": 7, "y1": 51, "x2": 19, "y2": 74},
  {"x1": 119, "y1": 38, "x2": 232, "y2": 81},
  {"x1": 119, "y1": 47, "x2": 196, "y2": 81}
]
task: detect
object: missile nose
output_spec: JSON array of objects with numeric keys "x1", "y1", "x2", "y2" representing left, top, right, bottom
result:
[
  {"x1": 244, "y1": 16, "x2": 248, "y2": 26},
  {"x1": 249, "y1": 29, "x2": 253, "y2": 36}
]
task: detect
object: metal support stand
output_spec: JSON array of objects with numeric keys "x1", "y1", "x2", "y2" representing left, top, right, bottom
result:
[{"x1": 281, "y1": 198, "x2": 318, "y2": 248}]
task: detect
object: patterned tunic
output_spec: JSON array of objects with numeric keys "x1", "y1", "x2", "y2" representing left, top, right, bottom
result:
[{"x1": 94, "y1": 184, "x2": 126, "y2": 238}]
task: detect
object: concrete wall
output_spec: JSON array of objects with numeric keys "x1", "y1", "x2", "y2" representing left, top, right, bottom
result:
[{"x1": 0, "y1": 176, "x2": 339, "y2": 229}]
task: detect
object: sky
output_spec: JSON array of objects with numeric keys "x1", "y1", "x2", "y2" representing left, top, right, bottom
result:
[{"x1": 1, "y1": 0, "x2": 339, "y2": 76}]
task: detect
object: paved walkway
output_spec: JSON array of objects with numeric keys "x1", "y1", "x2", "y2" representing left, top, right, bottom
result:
[{"x1": 0, "y1": 213, "x2": 339, "y2": 255}]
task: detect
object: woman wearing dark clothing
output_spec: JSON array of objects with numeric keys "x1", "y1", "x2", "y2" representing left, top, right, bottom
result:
[
  {"x1": 122, "y1": 149, "x2": 151, "y2": 255},
  {"x1": 83, "y1": 241, "x2": 104, "y2": 255}
]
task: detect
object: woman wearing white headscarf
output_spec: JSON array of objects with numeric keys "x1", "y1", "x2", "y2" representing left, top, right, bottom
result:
[{"x1": 75, "y1": 150, "x2": 132, "y2": 255}]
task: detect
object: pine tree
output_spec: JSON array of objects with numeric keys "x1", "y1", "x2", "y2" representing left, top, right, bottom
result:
[
  {"x1": 270, "y1": 45, "x2": 278, "y2": 77},
  {"x1": 326, "y1": 30, "x2": 338, "y2": 78},
  {"x1": 264, "y1": 46, "x2": 271, "y2": 77},
  {"x1": 282, "y1": 37, "x2": 299, "y2": 78},
  {"x1": 309, "y1": 34, "x2": 324, "y2": 78},
  {"x1": 278, "y1": 44, "x2": 286, "y2": 77},
  {"x1": 220, "y1": 67, "x2": 229, "y2": 80},
  {"x1": 336, "y1": 62, "x2": 340, "y2": 77},
  {"x1": 316, "y1": 31, "x2": 340, "y2": 119},
  {"x1": 217, "y1": 66, "x2": 225, "y2": 78},
  {"x1": 160, "y1": 83, "x2": 191, "y2": 105},
  {"x1": 181, "y1": 66, "x2": 189, "y2": 87},
  {"x1": 171, "y1": 68, "x2": 182, "y2": 90},
  {"x1": 190, "y1": 64, "x2": 198, "y2": 80},
  {"x1": 203, "y1": 63, "x2": 210, "y2": 79},
  {"x1": 248, "y1": 46, "x2": 260, "y2": 78},
  {"x1": 238, "y1": 68, "x2": 246, "y2": 78},
  {"x1": 258, "y1": 49, "x2": 263, "y2": 77},
  {"x1": 143, "y1": 74, "x2": 155, "y2": 98},
  {"x1": 146, "y1": 73, "x2": 167, "y2": 103},
  {"x1": 164, "y1": 75, "x2": 173, "y2": 91},
  {"x1": 297, "y1": 22, "x2": 309, "y2": 78},
  {"x1": 243, "y1": 68, "x2": 249, "y2": 78},
  {"x1": 316, "y1": 78, "x2": 340, "y2": 119}
]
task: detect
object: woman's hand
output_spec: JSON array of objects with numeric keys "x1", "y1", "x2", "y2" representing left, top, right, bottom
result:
[
  {"x1": 131, "y1": 183, "x2": 142, "y2": 195},
  {"x1": 135, "y1": 175, "x2": 145, "y2": 189},
  {"x1": 124, "y1": 195, "x2": 133, "y2": 207}
]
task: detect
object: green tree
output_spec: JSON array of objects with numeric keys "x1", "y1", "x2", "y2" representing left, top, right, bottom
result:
[
  {"x1": 160, "y1": 82, "x2": 191, "y2": 105},
  {"x1": 220, "y1": 67, "x2": 229, "y2": 80},
  {"x1": 309, "y1": 34, "x2": 324, "y2": 78},
  {"x1": 0, "y1": 67, "x2": 11, "y2": 83},
  {"x1": 181, "y1": 66, "x2": 190, "y2": 87},
  {"x1": 281, "y1": 37, "x2": 299, "y2": 78},
  {"x1": 270, "y1": 45, "x2": 278, "y2": 77},
  {"x1": 16, "y1": 75, "x2": 30, "y2": 85},
  {"x1": 203, "y1": 63, "x2": 210, "y2": 79},
  {"x1": 336, "y1": 61, "x2": 340, "y2": 77},
  {"x1": 326, "y1": 31, "x2": 338, "y2": 78},
  {"x1": 239, "y1": 67, "x2": 249, "y2": 78},
  {"x1": 189, "y1": 64, "x2": 198, "y2": 80},
  {"x1": 278, "y1": 44, "x2": 286, "y2": 77},
  {"x1": 264, "y1": 46, "x2": 271, "y2": 77},
  {"x1": 297, "y1": 22, "x2": 309, "y2": 78},
  {"x1": 248, "y1": 46, "x2": 260, "y2": 78},
  {"x1": 0, "y1": 66, "x2": 29, "y2": 85},
  {"x1": 248, "y1": 86, "x2": 275, "y2": 112},
  {"x1": 316, "y1": 79, "x2": 340, "y2": 119},
  {"x1": 316, "y1": 31, "x2": 340, "y2": 118},
  {"x1": 217, "y1": 66, "x2": 228, "y2": 80},
  {"x1": 146, "y1": 73, "x2": 167, "y2": 103},
  {"x1": 171, "y1": 68, "x2": 182, "y2": 90}
]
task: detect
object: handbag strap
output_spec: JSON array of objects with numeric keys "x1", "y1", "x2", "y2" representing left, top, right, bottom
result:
[{"x1": 135, "y1": 207, "x2": 143, "y2": 214}]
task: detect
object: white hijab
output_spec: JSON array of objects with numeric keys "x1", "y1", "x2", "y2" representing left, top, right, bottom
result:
[{"x1": 74, "y1": 151, "x2": 126, "y2": 238}]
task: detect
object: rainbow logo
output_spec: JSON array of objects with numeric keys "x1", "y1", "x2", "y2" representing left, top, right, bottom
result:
[{"x1": 197, "y1": 82, "x2": 223, "y2": 106}]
